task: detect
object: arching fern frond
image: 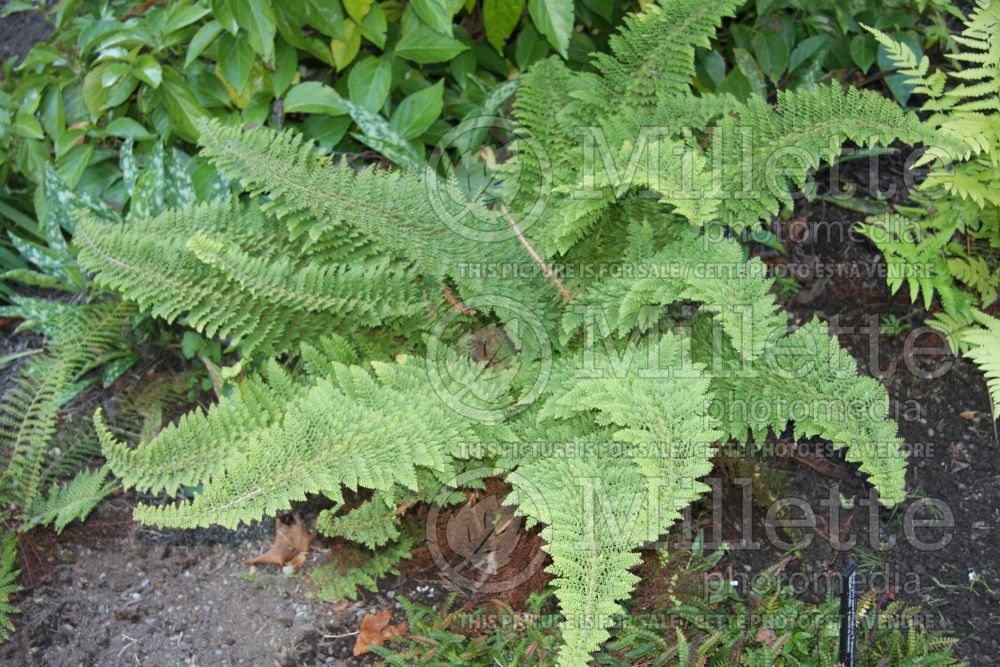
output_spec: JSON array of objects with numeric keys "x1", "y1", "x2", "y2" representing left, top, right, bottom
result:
[
  {"x1": 124, "y1": 355, "x2": 506, "y2": 529},
  {"x1": 75, "y1": 199, "x2": 426, "y2": 356},
  {"x1": 0, "y1": 301, "x2": 134, "y2": 512},
  {"x1": 712, "y1": 85, "x2": 942, "y2": 231},
  {"x1": 956, "y1": 311, "x2": 1000, "y2": 413}
]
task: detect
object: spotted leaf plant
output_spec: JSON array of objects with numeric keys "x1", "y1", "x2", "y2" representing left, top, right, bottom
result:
[{"x1": 80, "y1": 1, "x2": 939, "y2": 664}]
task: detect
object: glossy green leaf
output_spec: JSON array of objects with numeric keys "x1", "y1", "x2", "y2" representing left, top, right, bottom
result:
[
  {"x1": 347, "y1": 55, "x2": 392, "y2": 112},
  {"x1": 13, "y1": 109, "x2": 44, "y2": 140},
  {"x1": 163, "y1": 4, "x2": 210, "y2": 34},
  {"x1": 411, "y1": 0, "x2": 454, "y2": 36},
  {"x1": 159, "y1": 67, "x2": 209, "y2": 142},
  {"x1": 359, "y1": 4, "x2": 388, "y2": 47},
  {"x1": 133, "y1": 55, "x2": 163, "y2": 88},
  {"x1": 342, "y1": 99, "x2": 423, "y2": 171},
  {"x1": 752, "y1": 29, "x2": 788, "y2": 83},
  {"x1": 528, "y1": 0, "x2": 572, "y2": 57},
  {"x1": 343, "y1": 0, "x2": 373, "y2": 22},
  {"x1": 55, "y1": 143, "x2": 94, "y2": 189},
  {"x1": 232, "y1": 0, "x2": 277, "y2": 65},
  {"x1": 484, "y1": 0, "x2": 524, "y2": 52},
  {"x1": 849, "y1": 34, "x2": 877, "y2": 73},
  {"x1": 733, "y1": 48, "x2": 767, "y2": 98},
  {"x1": 185, "y1": 19, "x2": 224, "y2": 67},
  {"x1": 514, "y1": 22, "x2": 549, "y2": 70},
  {"x1": 284, "y1": 81, "x2": 348, "y2": 116},
  {"x1": 396, "y1": 24, "x2": 469, "y2": 63},
  {"x1": 270, "y1": 39, "x2": 298, "y2": 97},
  {"x1": 105, "y1": 117, "x2": 155, "y2": 140},
  {"x1": 788, "y1": 34, "x2": 827, "y2": 72},
  {"x1": 301, "y1": 114, "x2": 352, "y2": 148},
  {"x1": 210, "y1": 0, "x2": 239, "y2": 34},
  {"x1": 217, "y1": 33, "x2": 256, "y2": 93},
  {"x1": 390, "y1": 79, "x2": 444, "y2": 139},
  {"x1": 331, "y1": 19, "x2": 362, "y2": 70}
]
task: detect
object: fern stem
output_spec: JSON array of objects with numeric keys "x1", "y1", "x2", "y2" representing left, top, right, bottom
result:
[{"x1": 500, "y1": 204, "x2": 573, "y2": 303}]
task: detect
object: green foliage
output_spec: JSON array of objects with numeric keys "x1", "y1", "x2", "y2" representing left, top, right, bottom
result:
[
  {"x1": 308, "y1": 537, "x2": 413, "y2": 601},
  {"x1": 105, "y1": 351, "x2": 505, "y2": 529},
  {"x1": 374, "y1": 590, "x2": 562, "y2": 665},
  {"x1": 0, "y1": 300, "x2": 134, "y2": 518},
  {"x1": 378, "y1": 556, "x2": 963, "y2": 666},
  {"x1": 956, "y1": 311, "x2": 1000, "y2": 413},
  {"x1": 82, "y1": 2, "x2": 926, "y2": 664},
  {"x1": 23, "y1": 465, "x2": 116, "y2": 533},
  {"x1": 858, "y1": 0, "x2": 1000, "y2": 411},
  {"x1": 695, "y1": 0, "x2": 960, "y2": 101},
  {"x1": 0, "y1": 532, "x2": 20, "y2": 644},
  {"x1": 0, "y1": 0, "x2": 633, "y2": 192}
]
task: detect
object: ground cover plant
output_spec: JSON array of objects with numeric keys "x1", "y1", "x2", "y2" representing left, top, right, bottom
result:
[
  {"x1": 69, "y1": 1, "x2": 959, "y2": 663},
  {"x1": 0, "y1": 0, "x2": 990, "y2": 664},
  {"x1": 858, "y1": 0, "x2": 1000, "y2": 413}
]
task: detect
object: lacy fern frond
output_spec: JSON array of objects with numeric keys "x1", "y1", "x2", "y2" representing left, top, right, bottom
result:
[
  {"x1": 194, "y1": 118, "x2": 460, "y2": 275},
  {"x1": 713, "y1": 85, "x2": 941, "y2": 230},
  {"x1": 192, "y1": 119, "x2": 564, "y2": 332},
  {"x1": 588, "y1": 0, "x2": 744, "y2": 108},
  {"x1": 308, "y1": 538, "x2": 413, "y2": 601},
  {"x1": 956, "y1": 311, "x2": 1000, "y2": 413},
  {"x1": 861, "y1": 2, "x2": 1000, "y2": 369},
  {"x1": 125, "y1": 355, "x2": 502, "y2": 529},
  {"x1": 316, "y1": 491, "x2": 408, "y2": 549},
  {"x1": 0, "y1": 301, "x2": 133, "y2": 512},
  {"x1": 97, "y1": 360, "x2": 307, "y2": 496},
  {"x1": 24, "y1": 466, "x2": 115, "y2": 534},
  {"x1": 507, "y1": 447, "x2": 644, "y2": 665},
  {"x1": 698, "y1": 317, "x2": 908, "y2": 505},
  {"x1": 0, "y1": 532, "x2": 20, "y2": 644},
  {"x1": 75, "y1": 200, "x2": 425, "y2": 356},
  {"x1": 561, "y1": 219, "x2": 786, "y2": 361}
]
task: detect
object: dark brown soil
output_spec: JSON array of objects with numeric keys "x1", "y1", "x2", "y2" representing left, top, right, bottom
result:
[
  {"x1": 0, "y1": 3, "x2": 51, "y2": 67},
  {"x1": 722, "y1": 152, "x2": 1000, "y2": 663},
  {"x1": 1, "y1": 497, "x2": 452, "y2": 666}
]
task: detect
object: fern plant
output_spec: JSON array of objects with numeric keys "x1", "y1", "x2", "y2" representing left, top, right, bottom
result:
[
  {"x1": 81, "y1": 1, "x2": 941, "y2": 664},
  {"x1": 859, "y1": 0, "x2": 1000, "y2": 412},
  {"x1": 0, "y1": 533, "x2": 20, "y2": 645}
]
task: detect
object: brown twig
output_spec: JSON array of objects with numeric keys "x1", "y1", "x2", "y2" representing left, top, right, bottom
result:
[
  {"x1": 443, "y1": 285, "x2": 476, "y2": 315},
  {"x1": 499, "y1": 204, "x2": 573, "y2": 303},
  {"x1": 121, "y1": 0, "x2": 169, "y2": 20}
]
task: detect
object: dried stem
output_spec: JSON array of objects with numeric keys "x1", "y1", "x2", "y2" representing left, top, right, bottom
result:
[{"x1": 499, "y1": 204, "x2": 573, "y2": 303}]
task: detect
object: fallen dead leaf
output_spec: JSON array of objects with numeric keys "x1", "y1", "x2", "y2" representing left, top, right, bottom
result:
[
  {"x1": 245, "y1": 512, "x2": 315, "y2": 568},
  {"x1": 352, "y1": 609, "x2": 408, "y2": 656},
  {"x1": 756, "y1": 628, "x2": 777, "y2": 645}
]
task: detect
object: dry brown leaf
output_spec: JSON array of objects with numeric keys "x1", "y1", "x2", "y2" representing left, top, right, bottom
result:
[
  {"x1": 245, "y1": 512, "x2": 315, "y2": 568},
  {"x1": 755, "y1": 628, "x2": 777, "y2": 645},
  {"x1": 352, "y1": 609, "x2": 408, "y2": 656}
]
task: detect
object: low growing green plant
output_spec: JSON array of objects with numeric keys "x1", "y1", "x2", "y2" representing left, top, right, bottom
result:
[
  {"x1": 858, "y1": 0, "x2": 1000, "y2": 412},
  {"x1": 696, "y1": 0, "x2": 961, "y2": 102},
  {"x1": 0, "y1": 0, "x2": 629, "y2": 190},
  {"x1": 78, "y1": 0, "x2": 945, "y2": 663}
]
